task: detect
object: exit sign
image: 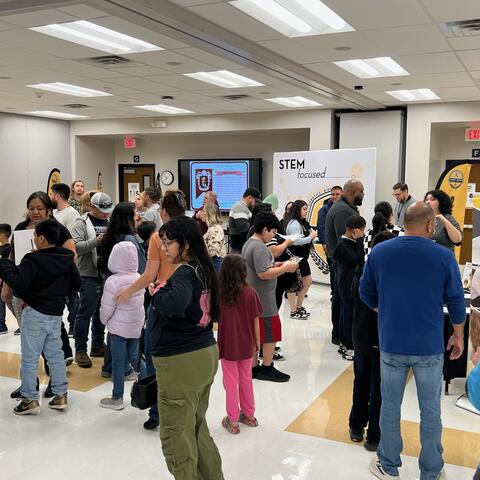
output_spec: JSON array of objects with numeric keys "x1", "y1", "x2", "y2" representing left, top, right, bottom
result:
[
  {"x1": 124, "y1": 137, "x2": 136, "y2": 149},
  {"x1": 465, "y1": 128, "x2": 480, "y2": 142}
]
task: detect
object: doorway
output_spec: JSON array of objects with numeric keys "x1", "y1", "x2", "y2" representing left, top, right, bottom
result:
[{"x1": 118, "y1": 164, "x2": 155, "y2": 202}]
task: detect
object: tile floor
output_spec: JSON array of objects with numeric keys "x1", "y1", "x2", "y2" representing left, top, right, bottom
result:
[{"x1": 0, "y1": 284, "x2": 476, "y2": 479}]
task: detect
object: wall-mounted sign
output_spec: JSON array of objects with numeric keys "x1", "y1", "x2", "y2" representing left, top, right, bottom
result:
[
  {"x1": 465, "y1": 128, "x2": 480, "y2": 142},
  {"x1": 124, "y1": 137, "x2": 136, "y2": 149},
  {"x1": 473, "y1": 149, "x2": 480, "y2": 158},
  {"x1": 133, "y1": 155, "x2": 140, "y2": 163}
]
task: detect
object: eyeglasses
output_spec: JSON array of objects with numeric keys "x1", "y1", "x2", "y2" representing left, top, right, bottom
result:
[{"x1": 161, "y1": 238, "x2": 177, "y2": 248}]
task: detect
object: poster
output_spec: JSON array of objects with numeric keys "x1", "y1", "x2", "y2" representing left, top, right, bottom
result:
[
  {"x1": 273, "y1": 148, "x2": 376, "y2": 282},
  {"x1": 13, "y1": 230, "x2": 35, "y2": 265},
  {"x1": 128, "y1": 182, "x2": 140, "y2": 203}
]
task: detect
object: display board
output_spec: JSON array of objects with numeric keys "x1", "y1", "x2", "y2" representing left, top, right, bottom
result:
[{"x1": 273, "y1": 148, "x2": 376, "y2": 282}]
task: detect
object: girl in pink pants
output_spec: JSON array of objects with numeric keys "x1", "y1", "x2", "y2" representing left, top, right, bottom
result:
[{"x1": 218, "y1": 254, "x2": 261, "y2": 434}]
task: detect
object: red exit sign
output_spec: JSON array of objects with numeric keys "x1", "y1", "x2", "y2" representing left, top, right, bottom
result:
[
  {"x1": 465, "y1": 128, "x2": 480, "y2": 142},
  {"x1": 124, "y1": 137, "x2": 136, "y2": 149}
]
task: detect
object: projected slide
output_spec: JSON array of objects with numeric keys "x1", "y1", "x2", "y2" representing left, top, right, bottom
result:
[{"x1": 190, "y1": 161, "x2": 249, "y2": 210}]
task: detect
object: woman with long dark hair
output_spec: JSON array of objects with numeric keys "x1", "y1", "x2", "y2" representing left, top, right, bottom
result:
[
  {"x1": 424, "y1": 189, "x2": 463, "y2": 251},
  {"x1": 151, "y1": 216, "x2": 223, "y2": 479},
  {"x1": 284, "y1": 200, "x2": 317, "y2": 320}
]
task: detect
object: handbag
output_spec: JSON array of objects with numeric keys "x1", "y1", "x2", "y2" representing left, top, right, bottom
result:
[
  {"x1": 285, "y1": 248, "x2": 304, "y2": 293},
  {"x1": 130, "y1": 374, "x2": 157, "y2": 410}
]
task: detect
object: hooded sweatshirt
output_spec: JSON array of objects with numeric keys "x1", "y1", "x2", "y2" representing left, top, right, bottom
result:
[
  {"x1": 99, "y1": 241, "x2": 144, "y2": 339},
  {"x1": 0, "y1": 247, "x2": 80, "y2": 316}
]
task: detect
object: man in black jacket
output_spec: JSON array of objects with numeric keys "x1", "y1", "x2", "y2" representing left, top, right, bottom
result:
[{"x1": 0, "y1": 219, "x2": 80, "y2": 415}]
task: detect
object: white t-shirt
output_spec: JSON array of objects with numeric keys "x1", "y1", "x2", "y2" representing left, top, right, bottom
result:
[
  {"x1": 54, "y1": 206, "x2": 80, "y2": 230},
  {"x1": 143, "y1": 204, "x2": 162, "y2": 231}
]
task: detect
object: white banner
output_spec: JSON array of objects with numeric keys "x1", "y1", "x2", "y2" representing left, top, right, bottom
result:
[{"x1": 273, "y1": 148, "x2": 376, "y2": 282}]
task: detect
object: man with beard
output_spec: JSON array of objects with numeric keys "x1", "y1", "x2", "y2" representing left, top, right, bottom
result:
[
  {"x1": 69, "y1": 180, "x2": 84, "y2": 213},
  {"x1": 325, "y1": 180, "x2": 365, "y2": 347},
  {"x1": 50, "y1": 183, "x2": 80, "y2": 231}
]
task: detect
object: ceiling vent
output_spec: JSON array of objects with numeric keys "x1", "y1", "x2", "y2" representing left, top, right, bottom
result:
[
  {"x1": 221, "y1": 94, "x2": 251, "y2": 101},
  {"x1": 77, "y1": 55, "x2": 144, "y2": 69},
  {"x1": 61, "y1": 104, "x2": 90, "y2": 109},
  {"x1": 441, "y1": 19, "x2": 480, "y2": 37}
]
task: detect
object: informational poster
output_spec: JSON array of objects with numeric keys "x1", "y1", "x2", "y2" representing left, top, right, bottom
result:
[
  {"x1": 273, "y1": 148, "x2": 376, "y2": 282},
  {"x1": 128, "y1": 182, "x2": 140, "y2": 202},
  {"x1": 13, "y1": 230, "x2": 35, "y2": 265}
]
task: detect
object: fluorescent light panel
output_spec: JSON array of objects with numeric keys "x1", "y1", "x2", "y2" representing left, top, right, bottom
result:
[
  {"x1": 30, "y1": 20, "x2": 163, "y2": 54},
  {"x1": 183, "y1": 70, "x2": 264, "y2": 88},
  {"x1": 229, "y1": 0, "x2": 354, "y2": 37},
  {"x1": 266, "y1": 96, "x2": 322, "y2": 107},
  {"x1": 386, "y1": 89, "x2": 440, "y2": 102},
  {"x1": 26, "y1": 110, "x2": 88, "y2": 119},
  {"x1": 134, "y1": 104, "x2": 194, "y2": 114},
  {"x1": 27, "y1": 82, "x2": 112, "y2": 97},
  {"x1": 334, "y1": 57, "x2": 409, "y2": 78}
]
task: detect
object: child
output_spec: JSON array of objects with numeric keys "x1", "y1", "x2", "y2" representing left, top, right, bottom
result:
[
  {"x1": 218, "y1": 254, "x2": 262, "y2": 434},
  {"x1": 0, "y1": 219, "x2": 80, "y2": 415},
  {"x1": 334, "y1": 214, "x2": 366, "y2": 361},
  {"x1": 349, "y1": 231, "x2": 394, "y2": 450},
  {"x1": 0, "y1": 223, "x2": 12, "y2": 334},
  {"x1": 137, "y1": 220, "x2": 156, "y2": 258},
  {"x1": 99, "y1": 241, "x2": 144, "y2": 410}
]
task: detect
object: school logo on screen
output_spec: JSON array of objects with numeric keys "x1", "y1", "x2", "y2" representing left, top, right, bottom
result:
[
  {"x1": 195, "y1": 169, "x2": 212, "y2": 198},
  {"x1": 307, "y1": 190, "x2": 331, "y2": 275},
  {"x1": 448, "y1": 169, "x2": 464, "y2": 190}
]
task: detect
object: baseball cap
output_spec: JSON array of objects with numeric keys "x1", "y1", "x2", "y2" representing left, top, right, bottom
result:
[
  {"x1": 243, "y1": 187, "x2": 262, "y2": 201},
  {"x1": 90, "y1": 192, "x2": 114, "y2": 214}
]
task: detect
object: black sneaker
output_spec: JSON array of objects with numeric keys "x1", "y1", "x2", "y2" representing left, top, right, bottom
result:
[
  {"x1": 11, "y1": 378, "x2": 39, "y2": 399},
  {"x1": 298, "y1": 307, "x2": 310, "y2": 316},
  {"x1": 252, "y1": 364, "x2": 260, "y2": 379},
  {"x1": 290, "y1": 309, "x2": 308, "y2": 320},
  {"x1": 364, "y1": 440, "x2": 379, "y2": 452},
  {"x1": 273, "y1": 352, "x2": 285, "y2": 361},
  {"x1": 13, "y1": 328, "x2": 21, "y2": 335},
  {"x1": 143, "y1": 418, "x2": 159, "y2": 430},
  {"x1": 337, "y1": 345, "x2": 346, "y2": 355},
  {"x1": 14, "y1": 398, "x2": 40, "y2": 415},
  {"x1": 256, "y1": 364, "x2": 290, "y2": 383},
  {"x1": 44, "y1": 382, "x2": 54, "y2": 398},
  {"x1": 349, "y1": 428, "x2": 364, "y2": 443},
  {"x1": 275, "y1": 346, "x2": 281, "y2": 352},
  {"x1": 331, "y1": 338, "x2": 341, "y2": 346},
  {"x1": 67, "y1": 327, "x2": 74, "y2": 338}
]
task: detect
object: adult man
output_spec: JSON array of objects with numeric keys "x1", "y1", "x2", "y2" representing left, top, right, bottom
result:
[
  {"x1": 70, "y1": 192, "x2": 113, "y2": 368},
  {"x1": 51, "y1": 183, "x2": 80, "y2": 231},
  {"x1": 69, "y1": 179, "x2": 84, "y2": 213},
  {"x1": 325, "y1": 180, "x2": 364, "y2": 345},
  {"x1": 229, "y1": 187, "x2": 262, "y2": 254},
  {"x1": 50, "y1": 183, "x2": 80, "y2": 337},
  {"x1": 142, "y1": 187, "x2": 162, "y2": 231},
  {"x1": 194, "y1": 191, "x2": 219, "y2": 234},
  {"x1": 360, "y1": 202, "x2": 465, "y2": 480},
  {"x1": 392, "y1": 182, "x2": 415, "y2": 228},
  {"x1": 242, "y1": 213, "x2": 298, "y2": 382}
]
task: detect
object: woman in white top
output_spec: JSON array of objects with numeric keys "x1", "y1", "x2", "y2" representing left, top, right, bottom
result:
[
  {"x1": 201, "y1": 203, "x2": 226, "y2": 273},
  {"x1": 284, "y1": 200, "x2": 317, "y2": 320}
]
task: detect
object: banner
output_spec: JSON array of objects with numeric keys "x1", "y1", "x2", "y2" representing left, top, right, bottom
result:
[
  {"x1": 273, "y1": 148, "x2": 376, "y2": 282},
  {"x1": 46, "y1": 168, "x2": 61, "y2": 196}
]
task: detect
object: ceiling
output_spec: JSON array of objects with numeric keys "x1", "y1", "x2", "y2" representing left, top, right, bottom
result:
[{"x1": 0, "y1": 0, "x2": 479, "y2": 120}]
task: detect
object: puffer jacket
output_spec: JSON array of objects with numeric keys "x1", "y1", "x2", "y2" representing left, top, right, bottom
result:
[{"x1": 99, "y1": 241, "x2": 144, "y2": 338}]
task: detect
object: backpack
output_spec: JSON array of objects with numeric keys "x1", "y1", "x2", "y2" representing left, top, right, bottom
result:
[{"x1": 183, "y1": 263, "x2": 212, "y2": 328}]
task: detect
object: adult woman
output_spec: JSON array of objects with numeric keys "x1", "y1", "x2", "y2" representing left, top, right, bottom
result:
[
  {"x1": 200, "y1": 203, "x2": 225, "y2": 273},
  {"x1": 151, "y1": 216, "x2": 223, "y2": 480},
  {"x1": 363, "y1": 201, "x2": 403, "y2": 259},
  {"x1": 284, "y1": 200, "x2": 316, "y2": 320},
  {"x1": 134, "y1": 192, "x2": 147, "y2": 221},
  {"x1": 116, "y1": 189, "x2": 186, "y2": 430},
  {"x1": 424, "y1": 189, "x2": 462, "y2": 251}
]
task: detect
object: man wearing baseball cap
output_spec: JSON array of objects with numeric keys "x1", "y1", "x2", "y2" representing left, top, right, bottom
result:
[{"x1": 69, "y1": 192, "x2": 113, "y2": 368}]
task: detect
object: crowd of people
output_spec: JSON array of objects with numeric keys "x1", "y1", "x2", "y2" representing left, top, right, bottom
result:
[{"x1": 0, "y1": 177, "x2": 478, "y2": 480}]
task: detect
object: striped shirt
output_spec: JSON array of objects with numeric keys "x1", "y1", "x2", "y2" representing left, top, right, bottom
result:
[{"x1": 363, "y1": 224, "x2": 404, "y2": 260}]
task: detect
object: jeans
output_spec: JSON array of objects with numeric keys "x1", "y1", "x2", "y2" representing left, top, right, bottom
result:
[
  {"x1": 144, "y1": 306, "x2": 158, "y2": 422},
  {"x1": 378, "y1": 352, "x2": 444, "y2": 480},
  {"x1": 67, "y1": 292, "x2": 79, "y2": 330},
  {"x1": 340, "y1": 298, "x2": 353, "y2": 350},
  {"x1": 349, "y1": 352, "x2": 381, "y2": 442},
  {"x1": 211, "y1": 256, "x2": 223, "y2": 274},
  {"x1": 110, "y1": 334, "x2": 140, "y2": 400},
  {"x1": 330, "y1": 260, "x2": 341, "y2": 343},
  {"x1": 20, "y1": 307, "x2": 67, "y2": 400},
  {"x1": 102, "y1": 334, "x2": 134, "y2": 377},
  {"x1": 43, "y1": 322, "x2": 72, "y2": 376},
  {"x1": 74, "y1": 277, "x2": 105, "y2": 352}
]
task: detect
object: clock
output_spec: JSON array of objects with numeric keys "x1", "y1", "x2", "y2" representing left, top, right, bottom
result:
[{"x1": 161, "y1": 170, "x2": 174, "y2": 186}]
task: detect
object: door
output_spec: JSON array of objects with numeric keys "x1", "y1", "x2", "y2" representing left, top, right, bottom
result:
[{"x1": 118, "y1": 164, "x2": 155, "y2": 202}]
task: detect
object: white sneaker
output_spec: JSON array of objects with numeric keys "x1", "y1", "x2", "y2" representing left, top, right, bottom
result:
[
  {"x1": 435, "y1": 470, "x2": 446, "y2": 480},
  {"x1": 369, "y1": 458, "x2": 400, "y2": 479},
  {"x1": 100, "y1": 395, "x2": 124, "y2": 410},
  {"x1": 124, "y1": 371, "x2": 138, "y2": 382}
]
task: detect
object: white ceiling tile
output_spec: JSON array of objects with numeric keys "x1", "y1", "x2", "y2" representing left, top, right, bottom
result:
[
  {"x1": 457, "y1": 50, "x2": 480, "y2": 70},
  {"x1": 449, "y1": 37, "x2": 480, "y2": 52},
  {"x1": 173, "y1": 47, "x2": 244, "y2": 70},
  {"x1": 0, "y1": 9, "x2": 76, "y2": 27},
  {"x1": 108, "y1": 76, "x2": 179, "y2": 93},
  {"x1": 0, "y1": 44, "x2": 59, "y2": 65},
  {"x1": 395, "y1": 52, "x2": 466, "y2": 74},
  {"x1": 419, "y1": 0, "x2": 480, "y2": 22},
  {"x1": 43, "y1": 60, "x2": 129, "y2": 80},
  {"x1": 122, "y1": 50, "x2": 208, "y2": 72},
  {"x1": 106, "y1": 66, "x2": 173, "y2": 77},
  {"x1": 434, "y1": 86, "x2": 480, "y2": 99},
  {"x1": 143, "y1": 74, "x2": 217, "y2": 91},
  {"x1": 0, "y1": 20, "x2": 17, "y2": 31},
  {"x1": 56, "y1": 4, "x2": 110, "y2": 20},
  {"x1": 362, "y1": 25, "x2": 451, "y2": 55}
]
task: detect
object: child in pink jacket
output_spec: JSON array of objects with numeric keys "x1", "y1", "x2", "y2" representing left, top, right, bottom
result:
[{"x1": 99, "y1": 241, "x2": 144, "y2": 410}]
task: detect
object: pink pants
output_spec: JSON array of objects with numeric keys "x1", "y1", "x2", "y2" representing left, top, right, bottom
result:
[{"x1": 221, "y1": 358, "x2": 255, "y2": 422}]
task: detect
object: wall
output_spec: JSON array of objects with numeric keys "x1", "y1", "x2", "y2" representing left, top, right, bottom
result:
[
  {"x1": 339, "y1": 110, "x2": 404, "y2": 204},
  {"x1": 114, "y1": 129, "x2": 310, "y2": 199},
  {"x1": 0, "y1": 113, "x2": 70, "y2": 228},
  {"x1": 75, "y1": 136, "x2": 115, "y2": 197}
]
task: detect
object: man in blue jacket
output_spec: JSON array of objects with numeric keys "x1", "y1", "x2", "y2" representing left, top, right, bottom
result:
[{"x1": 360, "y1": 202, "x2": 465, "y2": 480}]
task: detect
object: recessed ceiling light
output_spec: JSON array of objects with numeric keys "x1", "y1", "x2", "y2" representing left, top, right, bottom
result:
[
  {"x1": 134, "y1": 104, "x2": 194, "y2": 114},
  {"x1": 266, "y1": 96, "x2": 322, "y2": 107},
  {"x1": 27, "y1": 82, "x2": 113, "y2": 97},
  {"x1": 386, "y1": 88, "x2": 440, "y2": 102},
  {"x1": 335, "y1": 57, "x2": 409, "y2": 78},
  {"x1": 183, "y1": 70, "x2": 264, "y2": 88},
  {"x1": 30, "y1": 20, "x2": 163, "y2": 55},
  {"x1": 229, "y1": 0, "x2": 354, "y2": 37},
  {"x1": 26, "y1": 110, "x2": 88, "y2": 119}
]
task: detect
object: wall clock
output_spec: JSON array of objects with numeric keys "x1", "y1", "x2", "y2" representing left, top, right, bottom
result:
[{"x1": 161, "y1": 170, "x2": 174, "y2": 186}]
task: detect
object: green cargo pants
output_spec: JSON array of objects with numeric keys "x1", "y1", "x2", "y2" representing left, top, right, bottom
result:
[{"x1": 153, "y1": 344, "x2": 224, "y2": 480}]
